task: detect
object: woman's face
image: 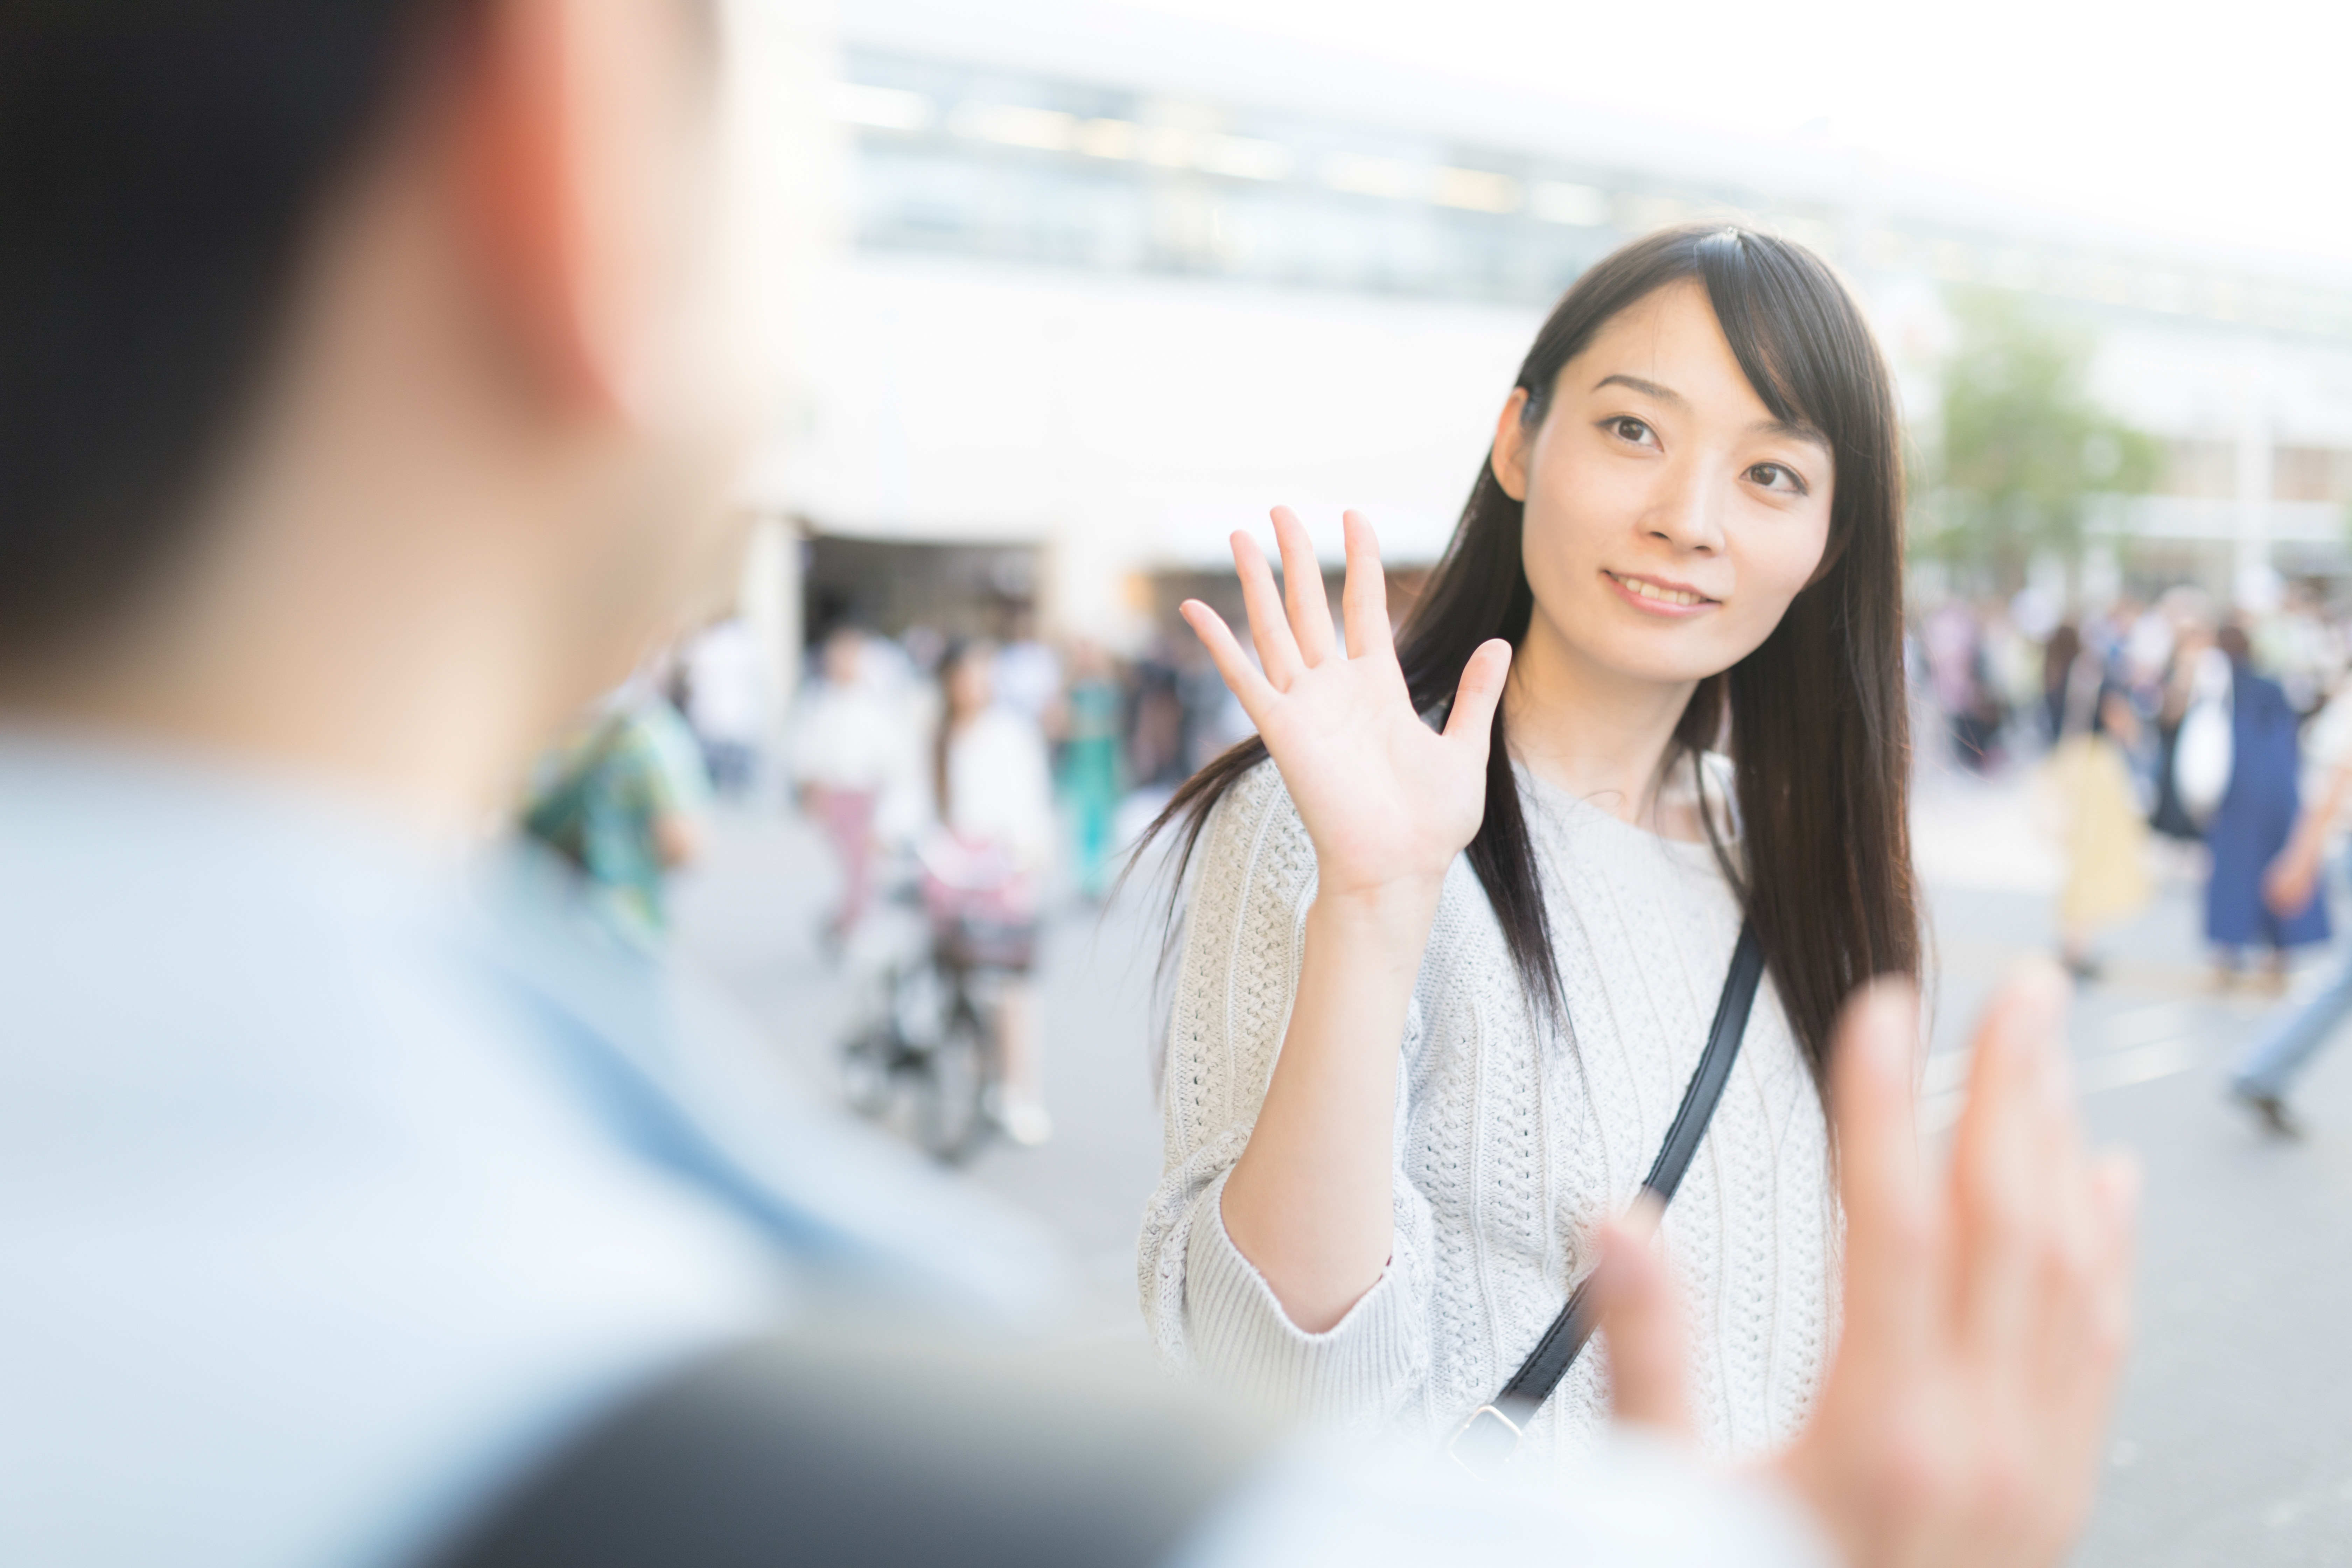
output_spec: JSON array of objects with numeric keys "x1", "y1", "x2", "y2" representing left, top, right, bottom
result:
[
  {"x1": 947, "y1": 652, "x2": 995, "y2": 720},
  {"x1": 1493, "y1": 280, "x2": 1836, "y2": 695}
]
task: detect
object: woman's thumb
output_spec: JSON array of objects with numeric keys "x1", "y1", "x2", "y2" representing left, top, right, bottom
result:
[{"x1": 1441, "y1": 639, "x2": 1513, "y2": 749}]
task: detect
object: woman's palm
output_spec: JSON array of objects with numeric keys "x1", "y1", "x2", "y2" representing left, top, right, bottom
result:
[{"x1": 1181, "y1": 508, "x2": 1512, "y2": 903}]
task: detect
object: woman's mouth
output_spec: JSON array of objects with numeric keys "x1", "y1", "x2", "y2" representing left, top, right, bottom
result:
[{"x1": 1602, "y1": 569, "x2": 1717, "y2": 612}]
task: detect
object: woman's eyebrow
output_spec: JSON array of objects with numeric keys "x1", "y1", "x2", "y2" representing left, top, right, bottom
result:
[
  {"x1": 1593, "y1": 372, "x2": 1685, "y2": 406},
  {"x1": 1750, "y1": 416, "x2": 1832, "y2": 453}
]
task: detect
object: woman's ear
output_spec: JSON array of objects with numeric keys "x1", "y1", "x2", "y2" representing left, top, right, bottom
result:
[{"x1": 1491, "y1": 387, "x2": 1533, "y2": 502}]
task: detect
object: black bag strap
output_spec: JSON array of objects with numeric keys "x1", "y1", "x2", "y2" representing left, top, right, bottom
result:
[{"x1": 1448, "y1": 920, "x2": 1764, "y2": 1476}]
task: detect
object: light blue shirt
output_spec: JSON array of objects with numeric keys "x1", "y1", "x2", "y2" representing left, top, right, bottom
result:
[{"x1": 0, "y1": 736, "x2": 1064, "y2": 1568}]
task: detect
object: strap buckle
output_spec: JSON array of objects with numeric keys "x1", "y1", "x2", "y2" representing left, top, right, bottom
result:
[{"x1": 1446, "y1": 1402, "x2": 1524, "y2": 1477}]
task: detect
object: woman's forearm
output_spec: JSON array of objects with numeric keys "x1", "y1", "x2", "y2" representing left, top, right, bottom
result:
[{"x1": 1219, "y1": 882, "x2": 1440, "y2": 1333}]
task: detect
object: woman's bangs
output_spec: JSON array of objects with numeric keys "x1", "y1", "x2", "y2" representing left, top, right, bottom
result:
[{"x1": 1694, "y1": 232, "x2": 1847, "y2": 453}]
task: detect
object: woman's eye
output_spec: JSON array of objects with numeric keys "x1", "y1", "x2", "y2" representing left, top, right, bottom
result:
[
  {"x1": 1608, "y1": 417, "x2": 1656, "y2": 446},
  {"x1": 1746, "y1": 461, "x2": 1806, "y2": 494}
]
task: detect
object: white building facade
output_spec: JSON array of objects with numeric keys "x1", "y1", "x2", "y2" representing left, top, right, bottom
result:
[{"x1": 747, "y1": 1, "x2": 2352, "y2": 645}]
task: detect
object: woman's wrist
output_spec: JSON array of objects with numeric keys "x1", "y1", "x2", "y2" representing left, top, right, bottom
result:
[{"x1": 1307, "y1": 877, "x2": 1447, "y2": 958}]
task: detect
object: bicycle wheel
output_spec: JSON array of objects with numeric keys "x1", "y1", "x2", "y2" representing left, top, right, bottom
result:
[
  {"x1": 911, "y1": 1000, "x2": 989, "y2": 1163},
  {"x1": 839, "y1": 1021, "x2": 897, "y2": 1118}
]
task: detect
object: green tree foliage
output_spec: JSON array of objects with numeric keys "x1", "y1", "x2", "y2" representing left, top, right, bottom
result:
[{"x1": 1917, "y1": 288, "x2": 2158, "y2": 584}]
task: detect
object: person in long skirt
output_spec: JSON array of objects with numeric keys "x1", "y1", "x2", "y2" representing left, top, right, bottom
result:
[
  {"x1": 2204, "y1": 625, "x2": 2328, "y2": 989},
  {"x1": 2232, "y1": 676, "x2": 2352, "y2": 1133},
  {"x1": 2041, "y1": 626, "x2": 2150, "y2": 980}
]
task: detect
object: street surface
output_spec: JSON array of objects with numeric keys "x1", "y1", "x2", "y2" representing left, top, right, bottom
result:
[{"x1": 675, "y1": 765, "x2": 2352, "y2": 1568}]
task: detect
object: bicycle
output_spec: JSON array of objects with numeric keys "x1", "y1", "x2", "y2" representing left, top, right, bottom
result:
[{"x1": 839, "y1": 846, "x2": 1037, "y2": 1164}]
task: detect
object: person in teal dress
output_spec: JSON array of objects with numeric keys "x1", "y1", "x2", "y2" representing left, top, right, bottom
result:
[{"x1": 1058, "y1": 640, "x2": 1125, "y2": 899}]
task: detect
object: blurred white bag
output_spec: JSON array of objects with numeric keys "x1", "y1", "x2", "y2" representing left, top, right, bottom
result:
[{"x1": 2174, "y1": 647, "x2": 2235, "y2": 828}]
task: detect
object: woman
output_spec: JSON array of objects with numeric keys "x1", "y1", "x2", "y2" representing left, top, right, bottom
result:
[
  {"x1": 1136, "y1": 226, "x2": 1916, "y2": 1472},
  {"x1": 2040, "y1": 622, "x2": 2150, "y2": 980},
  {"x1": 920, "y1": 640, "x2": 1059, "y2": 1145},
  {"x1": 2200, "y1": 623, "x2": 2327, "y2": 989},
  {"x1": 790, "y1": 625, "x2": 908, "y2": 955}
]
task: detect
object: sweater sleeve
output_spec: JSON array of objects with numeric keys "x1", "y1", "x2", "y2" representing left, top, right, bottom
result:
[{"x1": 1136, "y1": 762, "x2": 1433, "y2": 1432}]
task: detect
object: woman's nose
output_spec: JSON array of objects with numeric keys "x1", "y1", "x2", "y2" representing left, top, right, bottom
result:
[{"x1": 1645, "y1": 464, "x2": 1727, "y2": 553}]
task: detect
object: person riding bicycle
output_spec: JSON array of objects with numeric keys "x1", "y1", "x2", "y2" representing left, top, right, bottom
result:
[{"x1": 918, "y1": 639, "x2": 1057, "y2": 1146}]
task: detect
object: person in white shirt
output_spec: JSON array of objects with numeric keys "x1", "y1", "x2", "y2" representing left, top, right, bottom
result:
[
  {"x1": 790, "y1": 625, "x2": 912, "y2": 952},
  {"x1": 921, "y1": 640, "x2": 1058, "y2": 1144},
  {"x1": 680, "y1": 616, "x2": 767, "y2": 798}
]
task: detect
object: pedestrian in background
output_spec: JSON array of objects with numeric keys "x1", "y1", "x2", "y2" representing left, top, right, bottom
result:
[
  {"x1": 922, "y1": 640, "x2": 1058, "y2": 1145},
  {"x1": 522, "y1": 678, "x2": 711, "y2": 947},
  {"x1": 680, "y1": 617, "x2": 767, "y2": 799},
  {"x1": 1059, "y1": 638, "x2": 1126, "y2": 900},
  {"x1": 992, "y1": 605, "x2": 1063, "y2": 729},
  {"x1": 2201, "y1": 622, "x2": 2327, "y2": 990},
  {"x1": 2232, "y1": 671, "x2": 2352, "y2": 1133},
  {"x1": 1924, "y1": 598, "x2": 2005, "y2": 771},
  {"x1": 2149, "y1": 601, "x2": 2219, "y2": 847},
  {"x1": 789, "y1": 625, "x2": 908, "y2": 956},
  {"x1": 2040, "y1": 623, "x2": 2150, "y2": 980}
]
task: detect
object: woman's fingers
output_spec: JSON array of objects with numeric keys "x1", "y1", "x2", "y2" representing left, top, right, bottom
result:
[
  {"x1": 1951, "y1": 962, "x2": 2070, "y2": 1367},
  {"x1": 1269, "y1": 507, "x2": 1338, "y2": 668},
  {"x1": 1440, "y1": 639, "x2": 1513, "y2": 752},
  {"x1": 1827, "y1": 979, "x2": 1940, "y2": 1384},
  {"x1": 1339, "y1": 510, "x2": 1393, "y2": 662},
  {"x1": 1178, "y1": 599, "x2": 1279, "y2": 724},
  {"x1": 1229, "y1": 531, "x2": 1306, "y2": 688},
  {"x1": 1598, "y1": 1195, "x2": 1691, "y2": 1438}
]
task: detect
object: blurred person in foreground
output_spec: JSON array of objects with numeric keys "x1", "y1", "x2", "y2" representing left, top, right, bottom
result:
[
  {"x1": 522, "y1": 671, "x2": 710, "y2": 946},
  {"x1": 920, "y1": 639, "x2": 1057, "y2": 1145},
  {"x1": 2231, "y1": 667, "x2": 2352, "y2": 1134},
  {"x1": 790, "y1": 624, "x2": 908, "y2": 955},
  {"x1": 0, "y1": 6, "x2": 2132, "y2": 1568}
]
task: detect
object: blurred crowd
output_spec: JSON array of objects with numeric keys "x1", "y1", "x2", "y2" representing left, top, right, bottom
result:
[
  {"x1": 1912, "y1": 579, "x2": 2352, "y2": 990},
  {"x1": 541, "y1": 578, "x2": 2352, "y2": 1014},
  {"x1": 520, "y1": 612, "x2": 1256, "y2": 947},
  {"x1": 511, "y1": 611, "x2": 1257, "y2": 1147}
]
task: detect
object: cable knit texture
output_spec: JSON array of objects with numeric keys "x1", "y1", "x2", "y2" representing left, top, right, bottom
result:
[{"x1": 1139, "y1": 756, "x2": 1839, "y2": 1475}]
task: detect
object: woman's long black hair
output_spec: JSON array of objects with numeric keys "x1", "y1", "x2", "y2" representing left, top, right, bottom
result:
[{"x1": 1142, "y1": 224, "x2": 1918, "y2": 1082}]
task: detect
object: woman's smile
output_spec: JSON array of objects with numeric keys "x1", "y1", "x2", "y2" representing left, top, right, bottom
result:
[{"x1": 1601, "y1": 568, "x2": 1719, "y2": 615}]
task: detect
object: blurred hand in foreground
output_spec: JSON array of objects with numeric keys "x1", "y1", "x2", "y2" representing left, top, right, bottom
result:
[{"x1": 1600, "y1": 964, "x2": 2137, "y2": 1568}]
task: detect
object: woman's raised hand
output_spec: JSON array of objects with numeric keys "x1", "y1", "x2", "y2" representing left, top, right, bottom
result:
[{"x1": 1181, "y1": 507, "x2": 1512, "y2": 910}]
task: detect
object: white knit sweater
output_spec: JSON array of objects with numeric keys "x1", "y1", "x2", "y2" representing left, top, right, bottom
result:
[{"x1": 1139, "y1": 757, "x2": 1839, "y2": 1475}]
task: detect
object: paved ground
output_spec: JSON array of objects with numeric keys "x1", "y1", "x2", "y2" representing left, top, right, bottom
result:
[{"x1": 674, "y1": 768, "x2": 2352, "y2": 1567}]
